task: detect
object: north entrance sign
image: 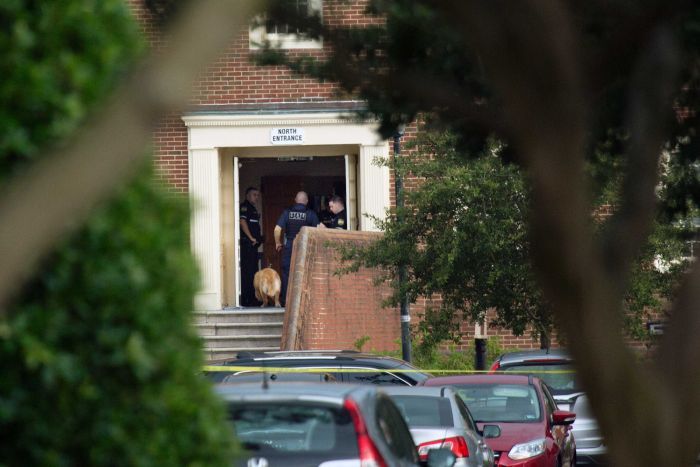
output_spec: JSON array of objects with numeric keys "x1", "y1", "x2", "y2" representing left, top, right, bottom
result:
[{"x1": 270, "y1": 128, "x2": 304, "y2": 144}]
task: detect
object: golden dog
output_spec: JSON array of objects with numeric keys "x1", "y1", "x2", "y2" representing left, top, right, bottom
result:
[{"x1": 254, "y1": 267, "x2": 282, "y2": 307}]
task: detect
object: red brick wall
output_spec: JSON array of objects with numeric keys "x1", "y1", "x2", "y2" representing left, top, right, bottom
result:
[
  {"x1": 282, "y1": 228, "x2": 401, "y2": 351},
  {"x1": 281, "y1": 228, "x2": 557, "y2": 353},
  {"x1": 128, "y1": 0, "x2": 375, "y2": 194}
]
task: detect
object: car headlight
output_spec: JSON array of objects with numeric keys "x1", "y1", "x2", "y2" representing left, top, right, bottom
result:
[{"x1": 508, "y1": 438, "x2": 546, "y2": 460}]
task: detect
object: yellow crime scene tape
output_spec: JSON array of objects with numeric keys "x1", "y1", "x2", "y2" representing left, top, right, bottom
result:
[{"x1": 203, "y1": 365, "x2": 576, "y2": 374}]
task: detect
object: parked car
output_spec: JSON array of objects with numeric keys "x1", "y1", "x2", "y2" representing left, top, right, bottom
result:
[
  {"x1": 422, "y1": 374, "x2": 577, "y2": 467},
  {"x1": 206, "y1": 350, "x2": 431, "y2": 385},
  {"x1": 490, "y1": 349, "x2": 606, "y2": 465},
  {"x1": 382, "y1": 386, "x2": 495, "y2": 467},
  {"x1": 217, "y1": 382, "x2": 457, "y2": 467}
]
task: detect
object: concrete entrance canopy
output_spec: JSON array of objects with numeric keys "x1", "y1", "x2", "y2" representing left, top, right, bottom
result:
[{"x1": 182, "y1": 105, "x2": 391, "y2": 311}]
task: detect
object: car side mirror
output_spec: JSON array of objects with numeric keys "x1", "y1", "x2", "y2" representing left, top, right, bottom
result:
[
  {"x1": 425, "y1": 448, "x2": 456, "y2": 467},
  {"x1": 481, "y1": 424, "x2": 501, "y2": 439},
  {"x1": 552, "y1": 410, "x2": 576, "y2": 426}
]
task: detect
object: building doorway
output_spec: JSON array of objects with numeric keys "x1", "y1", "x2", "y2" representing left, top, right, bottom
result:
[{"x1": 235, "y1": 155, "x2": 356, "y2": 306}]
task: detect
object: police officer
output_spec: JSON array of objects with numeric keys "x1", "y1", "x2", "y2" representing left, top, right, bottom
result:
[
  {"x1": 240, "y1": 187, "x2": 263, "y2": 306},
  {"x1": 327, "y1": 195, "x2": 347, "y2": 229},
  {"x1": 319, "y1": 197, "x2": 334, "y2": 228},
  {"x1": 274, "y1": 191, "x2": 320, "y2": 306}
]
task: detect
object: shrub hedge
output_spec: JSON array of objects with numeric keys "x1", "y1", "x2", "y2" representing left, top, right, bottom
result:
[{"x1": 0, "y1": 1, "x2": 236, "y2": 465}]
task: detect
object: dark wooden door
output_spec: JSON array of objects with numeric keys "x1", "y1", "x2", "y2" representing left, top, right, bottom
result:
[
  {"x1": 261, "y1": 176, "x2": 305, "y2": 274},
  {"x1": 260, "y1": 175, "x2": 346, "y2": 274}
]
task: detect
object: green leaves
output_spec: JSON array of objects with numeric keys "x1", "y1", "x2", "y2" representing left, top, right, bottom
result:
[
  {"x1": 0, "y1": 0, "x2": 142, "y2": 183},
  {"x1": 347, "y1": 129, "x2": 689, "y2": 350},
  {"x1": 0, "y1": 2, "x2": 235, "y2": 464},
  {"x1": 0, "y1": 170, "x2": 236, "y2": 466}
]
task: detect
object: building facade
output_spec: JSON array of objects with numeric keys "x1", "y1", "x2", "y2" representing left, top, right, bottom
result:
[
  {"x1": 130, "y1": 0, "x2": 399, "y2": 310},
  {"x1": 128, "y1": 0, "x2": 563, "y2": 352}
]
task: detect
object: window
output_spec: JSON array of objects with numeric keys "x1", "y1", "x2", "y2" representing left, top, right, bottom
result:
[
  {"x1": 222, "y1": 370, "x2": 337, "y2": 383},
  {"x1": 250, "y1": 0, "x2": 323, "y2": 50},
  {"x1": 390, "y1": 395, "x2": 454, "y2": 428},
  {"x1": 540, "y1": 383, "x2": 559, "y2": 416},
  {"x1": 375, "y1": 396, "x2": 420, "y2": 463},
  {"x1": 454, "y1": 396, "x2": 478, "y2": 433},
  {"x1": 501, "y1": 363, "x2": 580, "y2": 395},
  {"x1": 455, "y1": 384, "x2": 542, "y2": 423},
  {"x1": 345, "y1": 370, "x2": 409, "y2": 385},
  {"x1": 229, "y1": 402, "x2": 358, "y2": 456}
]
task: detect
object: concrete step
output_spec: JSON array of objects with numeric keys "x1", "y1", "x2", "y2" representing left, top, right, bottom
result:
[
  {"x1": 196, "y1": 322, "x2": 284, "y2": 337},
  {"x1": 196, "y1": 308, "x2": 284, "y2": 361},
  {"x1": 205, "y1": 334, "x2": 282, "y2": 349},
  {"x1": 194, "y1": 308, "x2": 285, "y2": 325}
]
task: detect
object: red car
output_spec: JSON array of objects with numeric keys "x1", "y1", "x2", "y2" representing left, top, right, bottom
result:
[{"x1": 422, "y1": 374, "x2": 576, "y2": 467}]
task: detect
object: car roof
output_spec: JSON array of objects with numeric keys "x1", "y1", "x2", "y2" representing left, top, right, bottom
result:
[
  {"x1": 496, "y1": 348, "x2": 572, "y2": 365},
  {"x1": 210, "y1": 349, "x2": 421, "y2": 370},
  {"x1": 380, "y1": 386, "x2": 455, "y2": 397},
  {"x1": 215, "y1": 381, "x2": 375, "y2": 404},
  {"x1": 423, "y1": 374, "x2": 537, "y2": 385}
]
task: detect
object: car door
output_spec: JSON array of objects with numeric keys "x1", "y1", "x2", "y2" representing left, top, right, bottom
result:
[
  {"x1": 541, "y1": 382, "x2": 575, "y2": 465},
  {"x1": 454, "y1": 393, "x2": 494, "y2": 466}
]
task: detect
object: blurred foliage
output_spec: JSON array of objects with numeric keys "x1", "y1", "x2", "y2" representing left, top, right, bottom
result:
[
  {"x1": 0, "y1": 0, "x2": 142, "y2": 184},
  {"x1": 0, "y1": 169, "x2": 236, "y2": 465},
  {"x1": 259, "y1": 0, "x2": 699, "y2": 346},
  {"x1": 0, "y1": 1, "x2": 236, "y2": 465},
  {"x1": 378, "y1": 337, "x2": 506, "y2": 375},
  {"x1": 340, "y1": 129, "x2": 690, "y2": 347},
  {"x1": 144, "y1": 0, "x2": 185, "y2": 28},
  {"x1": 257, "y1": 0, "x2": 700, "y2": 216}
]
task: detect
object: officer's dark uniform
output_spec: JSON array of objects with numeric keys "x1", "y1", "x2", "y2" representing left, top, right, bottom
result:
[
  {"x1": 276, "y1": 203, "x2": 320, "y2": 306},
  {"x1": 319, "y1": 208, "x2": 333, "y2": 228},
  {"x1": 240, "y1": 199, "x2": 262, "y2": 306},
  {"x1": 329, "y1": 209, "x2": 347, "y2": 229}
]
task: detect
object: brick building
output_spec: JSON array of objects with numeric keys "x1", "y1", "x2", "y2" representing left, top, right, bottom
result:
[{"x1": 129, "y1": 1, "x2": 551, "y2": 352}]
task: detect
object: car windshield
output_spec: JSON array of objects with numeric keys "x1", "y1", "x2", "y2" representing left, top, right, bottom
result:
[
  {"x1": 228, "y1": 402, "x2": 358, "y2": 456},
  {"x1": 454, "y1": 384, "x2": 541, "y2": 422},
  {"x1": 500, "y1": 363, "x2": 581, "y2": 394},
  {"x1": 389, "y1": 395, "x2": 454, "y2": 427}
]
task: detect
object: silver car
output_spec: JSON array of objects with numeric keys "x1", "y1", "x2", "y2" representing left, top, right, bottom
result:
[
  {"x1": 382, "y1": 386, "x2": 495, "y2": 467},
  {"x1": 217, "y1": 382, "x2": 457, "y2": 467}
]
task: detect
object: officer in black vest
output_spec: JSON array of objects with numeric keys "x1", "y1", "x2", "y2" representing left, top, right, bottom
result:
[
  {"x1": 328, "y1": 195, "x2": 348, "y2": 229},
  {"x1": 240, "y1": 187, "x2": 263, "y2": 306},
  {"x1": 274, "y1": 191, "x2": 320, "y2": 306}
]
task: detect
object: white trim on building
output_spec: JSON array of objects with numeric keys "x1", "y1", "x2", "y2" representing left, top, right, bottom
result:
[{"x1": 183, "y1": 111, "x2": 390, "y2": 311}]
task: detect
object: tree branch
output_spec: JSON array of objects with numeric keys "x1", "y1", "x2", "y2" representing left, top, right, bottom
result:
[{"x1": 0, "y1": 0, "x2": 263, "y2": 310}]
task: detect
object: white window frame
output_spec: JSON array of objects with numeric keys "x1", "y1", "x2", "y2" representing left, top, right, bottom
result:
[{"x1": 249, "y1": 0, "x2": 323, "y2": 50}]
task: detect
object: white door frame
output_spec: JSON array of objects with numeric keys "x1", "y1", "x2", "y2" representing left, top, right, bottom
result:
[
  {"x1": 344, "y1": 154, "x2": 351, "y2": 230},
  {"x1": 184, "y1": 112, "x2": 390, "y2": 311},
  {"x1": 233, "y1": 155, "x2": 241, "y2": 307}
]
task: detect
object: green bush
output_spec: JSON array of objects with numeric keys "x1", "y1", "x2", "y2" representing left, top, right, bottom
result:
[
  {"x1": 377, "y1": 337, "x2": 508, "y2": 376},
  {"x1": 0, "y1": 169, "x2": 236, "y2": 466},
  {"x1": 0, "y1": 1, "x2": 236, "y2": 464},
  {"x1": 0, "y1": 0, "x2": 140, "y2": 182}
]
